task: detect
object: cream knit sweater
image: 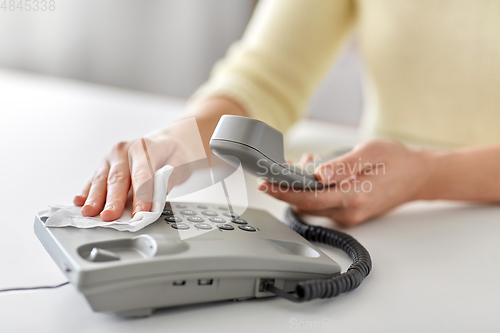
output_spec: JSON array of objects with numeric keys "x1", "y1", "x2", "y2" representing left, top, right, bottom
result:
[{"x1": 193, "y1": 0, "x2": 500, "y2": 147}]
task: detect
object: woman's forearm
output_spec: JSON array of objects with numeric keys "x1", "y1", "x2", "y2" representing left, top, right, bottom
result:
[{"x1": 418, "y1": 146, "x2": 500, "y2": 202}]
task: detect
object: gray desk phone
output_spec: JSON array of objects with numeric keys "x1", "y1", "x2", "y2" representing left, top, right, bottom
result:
[{"x1": 35, "y1": 115, "x2": 371, "y2": 317}]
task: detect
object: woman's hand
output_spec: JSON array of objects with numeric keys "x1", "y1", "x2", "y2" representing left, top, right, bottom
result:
[
  {"x1": 259, "y1": 140, "x2": 431, "y2": 227},
  {"x1": 72, "y1": 96, "x2": 248, "y2": 222},
  {"x1": 73, "y1": 120, "x2": 204, "y2": 221}
]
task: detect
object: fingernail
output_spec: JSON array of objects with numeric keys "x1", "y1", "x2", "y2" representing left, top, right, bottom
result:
[
  {"x1": 132, "y1": 204, "x2": 143, "y2": 216},
  {"x1": 103, "y1": 205, "x2": 113, "y2": 211},
  {"x1": 257, "y1": 182, "x2": 268, "y2": 192},
  {"x1": 81, "y1": 202, "x2": 94, "y2": 216},
  {"x1": 342, "y1": 175, "x2": 357, "y2": 183}
]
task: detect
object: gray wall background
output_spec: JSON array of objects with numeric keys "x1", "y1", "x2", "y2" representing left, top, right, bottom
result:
[{"x1": 0, "y1": 0, "x2": 363, "y2": 126}]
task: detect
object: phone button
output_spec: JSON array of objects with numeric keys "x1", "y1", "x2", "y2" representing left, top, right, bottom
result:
[
  {"x1": 180, "y1": 210, "x2": 197, "y2": 215},
  {"x1": 209, "y1": 217, "x2": 226, "y2": 223},
  {"x1": 176, "y1": 204, "x2": 187, "y2": 208},
  {"x1": 238, "y1": 225, "x2": 256, "y2": 232},
  {"x1": 195, "y1": 223, "x2": 212, "y2": 230},
  {"x1": 197, "y1": 205, "x2": 208, "y2": 209},
  {"x1": 231, "y1": 218, "x2": 247, "y2": 225},
  {"x1": 165, "y1": 216, "x2": 182, "y2": 223},
  {"x1": 162, "y1": 209, "x2": 174, "y2": 215},
  {"x1": 223, "y1": 212, "x2": 239, "y2": 218},
  {"x1": 217, "y1": 224, "x2": 234, "y2": 231},
  {"x1": 201, "y1": 210, "x2": 218, "y2": 216},
  {"x1": 187, "y1": 216, "x2": 205, "y2": 223},
  {"x1": 172, "y1": 223, "x2": 190, "y2": 230}
]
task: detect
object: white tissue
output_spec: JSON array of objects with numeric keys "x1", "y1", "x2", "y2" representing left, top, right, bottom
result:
[{"x1": 43, "y1": 165, "x2": 173, "y2": 232}]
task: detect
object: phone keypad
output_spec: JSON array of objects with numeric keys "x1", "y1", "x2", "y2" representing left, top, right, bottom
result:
[{"x1": 162, "y1": 203, "x2": 258, "y2": 233}]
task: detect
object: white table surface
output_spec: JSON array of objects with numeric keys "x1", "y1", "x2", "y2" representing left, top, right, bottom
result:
[{"x1": 1, "y1": 69, "x2": 500, "y2": 333}]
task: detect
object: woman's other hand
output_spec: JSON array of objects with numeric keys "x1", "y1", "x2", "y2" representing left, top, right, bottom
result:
[{"x1": 259, "y1": 140, "x2": 431, "y2": 227}]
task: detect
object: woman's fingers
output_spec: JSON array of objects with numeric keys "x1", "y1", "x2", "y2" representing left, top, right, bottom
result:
[
  {"x1": 100, "y1": 161, "x2": 131, "y2": 221},
  {"x1": 73, "y1": 180, "x2": 91, "y2": 206},
  {"x1": 130, "y1": 162, "x2": 154, "y2": 217},
  {"x1": 99, "y1": 143, "x2": 132, "y2": 221},
  {"x1": 129, "y1": 139, "x2": 154, "y2": 217},
  {"x1": 81, "y1": 161, "x2": 111, "y2": 217},
  {"x1": 78, "y1": 139, "x2": 157, "y2": 220},
  {"x1": 258, "y1": 180, "x2": 355, "y2": 211},
  {"x1": 315, "y1": 140, "x2": 391, "y2": 185},
  {"x1": 298, "y1": 153, "x2": 313, "y2": 166}
]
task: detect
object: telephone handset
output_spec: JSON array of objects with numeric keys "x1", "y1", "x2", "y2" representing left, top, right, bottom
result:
[
  {"x1": 34, "y1": 116, "x2": 371, "y2": 317},
  {"x1": 210, "y1": 115, "x2": 321, "y2": 189}
]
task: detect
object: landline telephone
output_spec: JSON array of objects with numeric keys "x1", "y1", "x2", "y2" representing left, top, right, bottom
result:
[{"x1": 34, "y1": 115, "x2": 371, "y2": 317}]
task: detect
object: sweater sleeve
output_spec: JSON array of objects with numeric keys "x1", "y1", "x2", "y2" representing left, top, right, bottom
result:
[{"x1": 190, "y1": 0, "x2": 355, "y2": 133}]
